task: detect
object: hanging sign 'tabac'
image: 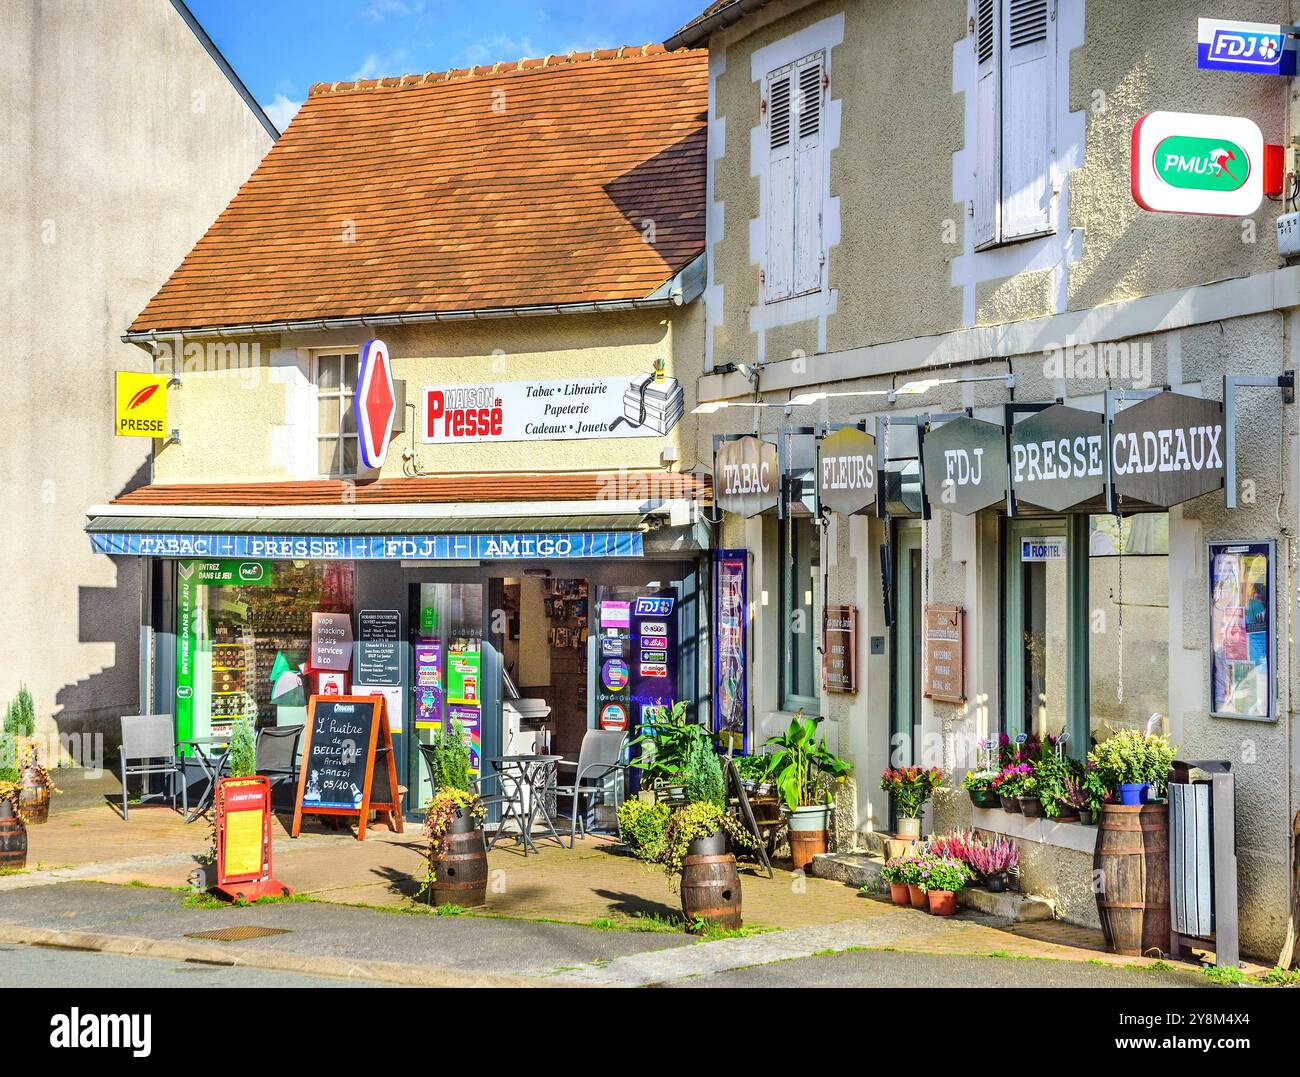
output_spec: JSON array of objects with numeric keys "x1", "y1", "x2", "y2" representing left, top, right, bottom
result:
[
  {"x1": 715, "y1": 436, "x2": 780, "y2": 518},
  {"x1": 1131, "y1": 111, "x2": 1277, "y2": 217}
]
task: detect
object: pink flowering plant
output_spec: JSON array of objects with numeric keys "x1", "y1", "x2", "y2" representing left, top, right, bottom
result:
[
  {"x1": 989, "y1": 762, "x2": 1034, "y2": 799},
  {"x1": 964, "y1": 834, "x2": 1020, "y2": 877}
]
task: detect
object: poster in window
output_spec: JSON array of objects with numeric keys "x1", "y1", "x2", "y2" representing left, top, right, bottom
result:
[
  {"x1": 1209, "y1": 541, "x2": 1274, "y2": 721},
  {"x1": 712, "y1": 550, "x2": 748, "y2": 753}
]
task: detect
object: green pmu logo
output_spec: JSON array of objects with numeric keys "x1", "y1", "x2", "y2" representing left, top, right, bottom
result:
[{"x1": 1154, "y1": 135, "x2": 1248, "y2": 191}]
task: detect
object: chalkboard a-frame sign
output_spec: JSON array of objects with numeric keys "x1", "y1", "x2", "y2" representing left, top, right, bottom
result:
[{"x1": 291, "y1": 695, "x2": 403, "y2": 841}]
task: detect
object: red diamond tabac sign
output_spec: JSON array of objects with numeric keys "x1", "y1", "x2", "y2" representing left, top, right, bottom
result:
[{"x1": 355, "y1": 339, "x2": 396, "y2": 470}]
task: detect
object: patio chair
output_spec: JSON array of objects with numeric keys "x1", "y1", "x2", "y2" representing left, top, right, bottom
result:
[
  {"x1": 118, "y1": 714, "x2": 186, "y2": 821},
  {"x1": 255, "y1": 724, "x2": 303, "y2": 808},
  {"x1": 553, "y1": 730, "x2": 627, "y2": 847}
]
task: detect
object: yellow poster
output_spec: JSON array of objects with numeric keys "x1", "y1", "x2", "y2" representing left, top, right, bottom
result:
[
  {"x1": 223, "y1": 809, "x2": 264, "y2": 878},
  {"x1": 115, "y1": 371, "x2": 168, "y2": 438}
]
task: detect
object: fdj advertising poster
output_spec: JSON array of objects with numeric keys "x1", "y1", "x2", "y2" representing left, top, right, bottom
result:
[
  {"x1": 414, "y1": 640, "x2": 443, "y2": 730},
  {"x1": 1209, "y1": 541, "x2": 1274, "y2": 720},
  {"x1": 447, "y1": 640, "x2": 482, "y2": 776}
]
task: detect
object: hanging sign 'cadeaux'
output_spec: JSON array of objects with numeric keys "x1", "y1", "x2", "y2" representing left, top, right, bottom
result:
[
  {"x1": 1009, "y1": 404, "x2": 1107, "y2": 512},
  {"x1": 715, "y1": 436, "x2": 779, "y2": 517},
  {"x1": 920, "y1": 416, "x2": 1007, "y2": 516},
  {"x1": 1110, "y1": 393, "x2": 1225, "y2": 508},
  {"x1": 817, "y1": 426, "x2": 876, "y2": 516}
]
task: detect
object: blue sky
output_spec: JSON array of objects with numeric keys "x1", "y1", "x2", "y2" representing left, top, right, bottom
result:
[{"x1": 186, "y1": 0, "x2": 705, "y2": 131}]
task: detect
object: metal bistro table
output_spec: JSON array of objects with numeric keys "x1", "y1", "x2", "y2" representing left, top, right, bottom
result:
[
  {"x1": 485, "y1": 754, "x2": 565, "y2": 855},
  {"x1": 178, "y1": 736, "x2": 230, "y2": 823}
]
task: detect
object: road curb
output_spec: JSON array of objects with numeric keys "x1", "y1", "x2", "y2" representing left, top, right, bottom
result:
[{"x1": 0, "y1": 925, "x2": 567, "y2": 988}]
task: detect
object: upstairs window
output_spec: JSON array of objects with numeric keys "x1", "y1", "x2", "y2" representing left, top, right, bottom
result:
[
  {"x1": 764, "y1": 51, "x2": 826, "y2": 302},
  {"x1": 973, "y1": 0, "x2": 1055, "y2": 249},
  {"x1": 314, "y1": 352, "x2": 359, "y2": 477}
]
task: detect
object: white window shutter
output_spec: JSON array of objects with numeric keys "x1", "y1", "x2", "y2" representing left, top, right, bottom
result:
[
  {"x1": 999, "y1": 0, "x2": 1053, "y2": 240},
  {"x1": 792, "y1": 54, "x2": 825, "y2": 296},
  {"x1": 973, "y1": 0, "x2": 1000, "y2": 248},
  {"x1": 765, "y1": 66, "x2": 795, "y2": 302}
]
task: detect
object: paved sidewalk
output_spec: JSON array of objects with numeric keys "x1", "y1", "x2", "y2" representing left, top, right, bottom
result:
[{"x1": 2, "y1": 803, "x2": 1245, "y2": 983}]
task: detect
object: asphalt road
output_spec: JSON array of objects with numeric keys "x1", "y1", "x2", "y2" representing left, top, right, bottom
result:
[
  {"x1": 673, "y1": 948, "x2": 1211, "y2": 988},
  {"x1": 0, "y1": 942, "x2": 374, "y2": 988}
]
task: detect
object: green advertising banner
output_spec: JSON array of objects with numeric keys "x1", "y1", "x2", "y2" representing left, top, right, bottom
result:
[
  {"x1": 176, "y1": 560, "x2": 198, "y2": 748},
  {"x1": 190, "y1": 560, "x2": 275, "y2": 586}
]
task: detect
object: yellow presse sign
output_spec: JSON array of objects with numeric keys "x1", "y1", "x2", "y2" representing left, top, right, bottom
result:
[{"x1": 115, "y1": 372, "x2": 168, "y2": 438}]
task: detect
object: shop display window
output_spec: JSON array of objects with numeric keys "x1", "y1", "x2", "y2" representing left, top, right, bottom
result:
[
  {"x1": 780, "y1": 513, "x2": 820, "y2": 712},
  {"x1": 178, "y1": 560, "x2": 354, "y2": 742},
  {"x1": 1087, "y1": 514, "x2": 1169, "y2": 739}
]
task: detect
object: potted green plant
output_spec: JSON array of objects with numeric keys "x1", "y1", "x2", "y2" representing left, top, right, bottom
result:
[
  {"x1": 961, "y1": 768, "x2": 1001, "y2": 810},
  {"x1": 627, "y1": 700, "x2": 714, "y2": 799},
  {"x1": 880, "y1": 765, "x2": 944, "y2": 838},
  {"x1": 1077, "y1": 759, "x2": 1109, "y2": 824},
  {"x1": 0, "y1": 777, "x2": 25, "y2": 873},
  {"x1": 1089, "y1": 729, "x2": 1176, "y2": 806},
  {"x1": 900, "y1": 855, "x2": 928, "y2": 909},
  {"x1": 879, "y1": 857, "x2": 911, "y2": 905},
  {"x1": 990, "y1": 762, "x2": 1031, "y2": 813},
  {"x1": 918, "y1": 856, "x2": 971, "y2": 916},
  {"x1": 763, "y1": 714, "x2": 852, "y2": 868},
  {"x1": 1033, "y1": 753, "x2": 1081, "y2": 822},
  {"x1": 421, "y1": 721, "x2": 488, "y2": 907},
  {"x1": 652, "y1": 800, "x2": 753, "y2": 932}
]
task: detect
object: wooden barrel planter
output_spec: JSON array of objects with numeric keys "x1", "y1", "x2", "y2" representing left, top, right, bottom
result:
[
  {"x1": 429, "y1": 815, "x2": 488, "y2": 908},
  {"x1": 1093, "y1": 803, "x2": 1170, "y2": 957},
  {"x1": 680, "y1": 853, "x2": 742, "y2": 931},
  {"x1": 19, "y1": 770, "x2": 50, "y2": 825},
  {"x1": 0, "y1": 801, "x2": 28, "y2": 872}
]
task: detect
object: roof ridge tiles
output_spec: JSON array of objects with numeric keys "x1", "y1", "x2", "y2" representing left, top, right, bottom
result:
[{"x1": 308, "y1": 42, "x2": 672, "y2": 96}]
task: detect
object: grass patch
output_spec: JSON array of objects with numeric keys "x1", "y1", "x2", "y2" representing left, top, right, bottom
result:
[
  {"x1": 1261, "y1": 965, "x2": 1300, "y2": 986},
  {"x1": 1202, "y1": 964, "x2": 1251, "y2": 986},
  {"x1": 432, "y1": 903, "x2": 467, "y2": 917}
]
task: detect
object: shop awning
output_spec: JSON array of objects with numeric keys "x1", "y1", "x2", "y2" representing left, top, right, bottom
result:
[{"x1": 85, "y1": 514, "x2": 647, "y2": 560}]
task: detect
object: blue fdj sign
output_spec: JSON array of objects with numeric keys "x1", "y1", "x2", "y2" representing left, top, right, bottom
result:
[
  {"x1": 633, "y1": 596, "x2": 674, "y2": 617},
  {"x1": 1197, "y1": 18, "x2": 1296, "y2": 75}
]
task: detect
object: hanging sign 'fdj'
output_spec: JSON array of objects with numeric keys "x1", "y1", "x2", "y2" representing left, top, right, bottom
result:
[
  {"x1": 1197, "y1": 19, "x2": 1297, "y2": 76},
  {"x1": 920, "y1": 416, "x2": 1007, "y2": 516},
  {"x1": 1009, "y1": 404, "x2": 1107, "y2": 512},
  {"x1": 1111, "y1": 392, "x2": 1225, "y2": 508},
  {"x1": 715, "y1": 436, "x2": 779, "y2": 517},
  {"x1": 817, "y1": 426, "x2": 876, "y2": 516},
  {"x1": 1131, "y1": 111, "x2": 1267, "y2": 217}
]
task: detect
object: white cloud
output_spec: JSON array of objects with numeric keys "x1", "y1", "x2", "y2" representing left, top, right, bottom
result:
[
  {"x1": 263, "y1": 94, "x2": 303, "y2": 133},
  {"x1": 460, "y1": 35, "x2": 538, "y2": 66},
  {"x1": 349, "y1": 49, "x2": 410, "y2": 81}
]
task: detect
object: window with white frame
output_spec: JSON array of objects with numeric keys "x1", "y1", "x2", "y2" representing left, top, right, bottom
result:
[
  {"x1": 973, "y1": 0, "x2": 1056, "y2": 249},
  {"x1": 314, "y1": 352, "x2": 359, "y2": 477},
  {"x1": 764, "y1": 50, "x2": 825, "y2": 303}
]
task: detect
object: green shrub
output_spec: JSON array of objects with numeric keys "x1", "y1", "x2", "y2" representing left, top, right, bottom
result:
[
  {"x1": 1089, "y1": 730, "x2": 1176, "y2": 796},
  {"x1": 426, "y1": 720, "x2": 471, "y2": 793},
  {"x1": 683, "y1": 738, "x2": 725, "y2": 808},
  {"x1": 3, "y1": 686, "x2": 35, "y2": 738},
  {"x1": 228, "y1": 717, "x2": 257, "y2": 778},
  {"x1": 616, "y1": 799, "x2": 670, "y2": 857}
]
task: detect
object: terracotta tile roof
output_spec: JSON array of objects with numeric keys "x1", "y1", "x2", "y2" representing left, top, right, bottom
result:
[
  {"x1": 108, "y1": 472, "x2": 711, "y2": 507},
  {"x1": 130, "y1": 46, "x2": 707, "y2": 334}
]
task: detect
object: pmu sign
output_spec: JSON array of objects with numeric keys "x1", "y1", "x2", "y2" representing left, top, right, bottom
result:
[
  {"x1": 1131, "y1": 112, "x2": 1265, "y2": 217},
  {"x1": 1197, "y1": 19, "x2": 1297, "y2": 76}
]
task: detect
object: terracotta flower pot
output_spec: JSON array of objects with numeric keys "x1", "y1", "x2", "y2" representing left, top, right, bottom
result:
[
  {"x1": 907, "y1": 883, "x2": 927, "y2": 909},
  {"x1": 889, "y1": 881, "x2": 910, "y2": 906},
  {"x1": 928, "y1": 889, "x2": 958, "y2": 916}
]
